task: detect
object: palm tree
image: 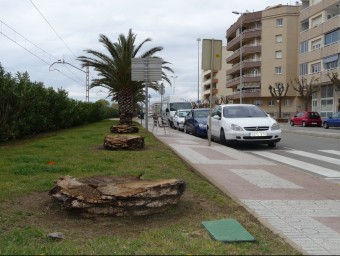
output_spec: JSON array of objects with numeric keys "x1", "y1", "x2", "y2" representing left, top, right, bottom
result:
[{"x1": 78, "y1": 29, "x2": 173, "y2": 124}]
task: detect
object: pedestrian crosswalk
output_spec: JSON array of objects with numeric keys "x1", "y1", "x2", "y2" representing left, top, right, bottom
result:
[{"x1": 252, "y1": 150, "x2": 340, "y2": 179}]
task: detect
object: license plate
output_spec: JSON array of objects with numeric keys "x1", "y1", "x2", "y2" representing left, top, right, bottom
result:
[
  {"x1": 250, "y1": 132, "x2": 267, "y2": 136},
  {"x1": 312, "y1": 122, "x2": 316, "y2": 124}
]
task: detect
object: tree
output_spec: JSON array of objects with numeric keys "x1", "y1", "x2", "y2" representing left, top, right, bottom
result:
[
  {"x1": 78, "y1": 29, "x2": 173, "y2": 124},
  {"x1": 268, "y1": 82, "x2": 289, "y2": 118},
  {"x1": 288, "y1": 76, "x2": 319, "y2": 111}
]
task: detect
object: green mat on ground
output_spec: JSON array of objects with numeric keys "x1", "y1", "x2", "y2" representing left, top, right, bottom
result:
[{"x1": 202, "y1": 218, "x2": 255, "y2": 242}]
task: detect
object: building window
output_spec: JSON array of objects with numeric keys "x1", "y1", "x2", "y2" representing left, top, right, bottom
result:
[
  {"x1": 311, "y1": 38, "x2": 321, "y2": 50},
  {"x1": 299, "y1": 63, "x2": 308, "y2": 75},
  {"x1": 268, "y1": 99, "x2": 275, "y2": 106},
  {"x1": 311, "y1": 62, "x2": 321, "y2": 73},
  {"x1": 275, "y1": 66, "x2": 282, "y2": 74},
  {"x1": 325, "y1": 29, "x2": 339, "y2": 46},
  {"x1": 275, "y1": 51, "x2": 282, "y2": 59},
  {"x1": 284, "y1": 99, "x2": 291, "y2": 106},
  {"x1": 276, "y1": 35, "x2": 282, "y2": 43},
  {"x1": 311, "y1": 14, "x2": 322, "y2": 27},
  {"x1": 253, "y1": 99, "x2": 263, "y2": 106},
  {"x1": 276, "y1": 18, "x2": 283, "y2": 26},
  {"x1": 323, "y1": 54, "x2": 339, "y2": 70},
  {"x1": 299, "y1": 40, "x2": 308, "y2": 53}
]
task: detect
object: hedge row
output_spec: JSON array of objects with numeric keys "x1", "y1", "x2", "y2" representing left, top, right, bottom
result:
[{"x1": 0, "y1": 64, "x2": 116, "y2": 141}]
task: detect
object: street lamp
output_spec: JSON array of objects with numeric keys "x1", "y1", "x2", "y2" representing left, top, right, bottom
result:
[
  {"x1": 148, "y1": 94, "x2": 151, "y2": 113},
  {"x1": 171, "y1": 75, "x2": 178, "y2": 95},
  {"x1": 197, "y1": 38, "x2": 201, "y2": 104},
  {"x1": 232, "y1": 11, "x2": 244, "y2": 104}
]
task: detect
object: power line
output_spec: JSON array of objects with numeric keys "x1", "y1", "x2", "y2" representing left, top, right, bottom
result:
[
  {"x1": 0, "y1": 19, "x2": 83, "y2": 86},
  {"x1": 29, "y1": 0, "x2": 77, "y2": 58}
]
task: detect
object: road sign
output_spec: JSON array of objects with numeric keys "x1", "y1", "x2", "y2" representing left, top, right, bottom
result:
[
  {"x1": 131, "y1": 58, "x2": 163, "y2": 81},
  {"x1": 201, "y1": 39, "x2": 222, "y2": 71}
]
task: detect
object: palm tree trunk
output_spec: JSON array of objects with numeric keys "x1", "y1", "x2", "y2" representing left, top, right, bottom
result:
[{"x1": 118, "y1": 88, "x2": 134, "y2": 124}]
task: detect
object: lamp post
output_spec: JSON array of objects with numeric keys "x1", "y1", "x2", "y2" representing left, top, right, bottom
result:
[
  {"x1": 148, "y1": 94, "x2": 151, "y2": 113},
  {"x1": 159, "y1": 82, "x2": 165, "y2": 116},
  {"x1": 232, "y1": 11, "x2": 244, "y2": 104},
  {"x1": 197, "y1": 38, "x2": 201, "y2": 104},
  {"x1": 171, "y1": 75, "x2": 178, "y2": 95}
]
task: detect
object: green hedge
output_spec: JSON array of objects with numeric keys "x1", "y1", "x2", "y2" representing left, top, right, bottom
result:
[{"x1": 0, "y1": 64, "x2": 115, "y2": 141}]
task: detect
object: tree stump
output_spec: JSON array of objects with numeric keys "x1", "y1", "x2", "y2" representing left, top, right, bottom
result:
[
  {"x1": 49, "y1": 175, "x2": 186, "y2": 216},
  {"x1": 104, "y1": 135, "x2": 144, "y2": 150},
  {"x1": 110, "y1": 124, "x2": 139, "y2": 134}
]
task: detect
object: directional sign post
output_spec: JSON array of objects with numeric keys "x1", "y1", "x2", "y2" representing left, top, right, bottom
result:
[
  {"x1": 202, "y1": 39, "x2": 222, "y2": 146},
  {"x1": 131, "y1": 58, "x2": 162, "y2": 131}
]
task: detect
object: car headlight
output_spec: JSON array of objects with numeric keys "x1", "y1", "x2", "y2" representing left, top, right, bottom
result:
[
  {"x1": 271, "y1": 122, "x2": 281, "y2": 130},
  {"x1": 179, "y1": 120, "x2": 184, "y2": 124},
  {"x1": 198, "y1": 123, "x2": 206, "y2": 128},
  {"x1": 230, "y1": 123, "x2": 244, "y2": 131}
]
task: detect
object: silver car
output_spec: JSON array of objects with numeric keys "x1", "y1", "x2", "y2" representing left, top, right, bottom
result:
[
  {"x1": 209, "y1": 104, "x2": 282, "y2": 147},
  {"x1": 173, "y1": 109, "x2": 191, "y2": 131}
]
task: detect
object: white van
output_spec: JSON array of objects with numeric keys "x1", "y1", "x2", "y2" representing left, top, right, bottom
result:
[{"x1": 161, "y1": 96, "x2": 192, "y2": 128}]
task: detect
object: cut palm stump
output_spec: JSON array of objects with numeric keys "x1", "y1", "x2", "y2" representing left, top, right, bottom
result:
[
  {"x1": 104, "y1": 134, "x2": 144, "y2": 150},
  {"x1": 49, "y1": 175, "x2": 186, "y2": 216},
  {"x1": 110, "y1": 124, "x2": 139, "y2": 134}
]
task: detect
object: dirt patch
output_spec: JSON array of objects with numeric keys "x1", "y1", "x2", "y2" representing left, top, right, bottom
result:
[{"x1": 1, "y1": 190, "x2": 229, "y2": 240}]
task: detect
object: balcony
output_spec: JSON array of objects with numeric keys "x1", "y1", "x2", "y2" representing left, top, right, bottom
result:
[
  {"x1": 226, "y1": 44, "x2": 261, "y2": 63},
  {"x1": 226, "y1": 74, "x2": 261, "y2": 88},
  {"x1": 228, "y1": 89, "x2": 261, "y2": 100},
  {"x1": 226, "y1": 59, "x2": 261, "y2": 76}
]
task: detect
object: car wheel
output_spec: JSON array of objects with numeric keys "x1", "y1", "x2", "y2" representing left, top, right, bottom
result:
[
  {"x1": 302, "y1": 121, "x2": 306, "y2": 127},
  {"x1": 268, "y1": 142, "x2": 276, "y2": 148},
  {"x1": 184, "y1": 125, "x2": 189, "y2": 134},
  {"x1": 220, "y1": 129, "x2": 226, "y2": 145},
  {"x1": 323, "y1": 122, "x2": 329, "y2": 129},
  {"x1": 290, "y1": 120, "x2": 294, "y2": 126},
  {"x1": 177, "y1": 123, "x2": 180, "y2": 130}
]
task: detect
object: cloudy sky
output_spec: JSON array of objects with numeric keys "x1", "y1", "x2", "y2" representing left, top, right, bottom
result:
[{"x1": 0, "y1": 0, "x2": 293, "y2": 103}]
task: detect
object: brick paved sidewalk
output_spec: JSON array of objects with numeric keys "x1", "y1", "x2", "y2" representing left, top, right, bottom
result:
[{"x1": 148, "y1": 124, "x2": 340, "y2": 255}]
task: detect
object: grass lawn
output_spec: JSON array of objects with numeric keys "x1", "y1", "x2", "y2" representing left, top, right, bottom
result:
[{"x1": 0, "y1": 119, "x2": 301, "y2": 255}]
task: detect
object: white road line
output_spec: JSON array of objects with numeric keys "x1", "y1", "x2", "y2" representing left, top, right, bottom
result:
[
  {"x1": 286, "y1": 150, "x2": 340, "y2": 166},
  {"x1": 319, "y1": 150, "x2": 340, "y2": 156},
  {"x1": 253, "y1": 151, "x2": 340, "y2": 178}
]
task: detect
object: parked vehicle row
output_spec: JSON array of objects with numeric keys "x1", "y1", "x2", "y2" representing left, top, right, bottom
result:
[
  {"x1": 290, "y1": 111, "x2": 340, "y2": 129},
  {"x1": 167, "y1": 105, "x2": 339, "y2": 148},
  {"x1": 170, "y1": 104, "x2": 282, "y2": 148}
]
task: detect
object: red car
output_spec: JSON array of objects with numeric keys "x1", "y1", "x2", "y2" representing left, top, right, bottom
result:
[{"x1": 290, "y1": 111, "x2": 322, "y2": 127}]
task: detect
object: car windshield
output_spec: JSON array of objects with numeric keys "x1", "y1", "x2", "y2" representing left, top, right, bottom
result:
[
  {"x1": 223, "y1": 106, "x2": 267, "y2": 118},
  {"x1": 194, "y1": 110, "x2": 209, "y2": 118},
  {"x1": 308, "y1": 112, "x2": 320, "y2": 118},
  {"x1": 179, "y1": 111, "x2": 189, "y2": 117},
  {"x1": 170, "y1": 102, "x2": 192, "y2": 111}
]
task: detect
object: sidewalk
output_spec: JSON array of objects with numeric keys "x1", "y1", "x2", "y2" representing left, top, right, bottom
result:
[{"x1": 145, "y1": 119, "x2": 340, "y2": 255}]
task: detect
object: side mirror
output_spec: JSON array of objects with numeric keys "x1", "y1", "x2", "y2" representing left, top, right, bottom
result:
[{"x1": 212, "y1": 115, "x2": 221, "y2": 120}]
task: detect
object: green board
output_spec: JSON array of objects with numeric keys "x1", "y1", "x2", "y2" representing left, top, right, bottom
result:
[{"x1": 202, "y1": 218, "x2": 255, "y2": 242}]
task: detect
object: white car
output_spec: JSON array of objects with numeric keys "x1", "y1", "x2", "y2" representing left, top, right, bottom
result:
[
  {"x1": 209, "y1": 104, "x2": 281, "y2": 147},
  {"x1": 172, "y1": 109, "x2": 191, "y2": 131}
]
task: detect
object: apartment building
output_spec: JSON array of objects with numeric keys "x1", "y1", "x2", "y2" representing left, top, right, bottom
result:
[
  {"x1": 226, "y1": 4, "x2": 301, "y2": 118},
  {"x1": 299, "y1": 0, "x2": 340, "y2": 117},
  {"x1": 201, "y1": 46, "x2": 232, "y2": 103}
]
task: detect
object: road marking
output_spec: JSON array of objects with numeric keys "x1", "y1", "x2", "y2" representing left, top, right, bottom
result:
[
  {"x1": 253, "y1": 151, "x2": 340, "y2": 178},
  {"x1": 286, "y1": 150, "x2": 340, "y2": 166},
  {"x1": 319, "y1": 150, "x2": 340, "y2": 156},
  {"x1": 230, "y1": 169, "x2": 303, "y2": 188}
]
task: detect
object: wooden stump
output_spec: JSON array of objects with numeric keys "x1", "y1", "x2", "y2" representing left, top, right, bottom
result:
[
  {"x1": 110, "y1": 124, "x2": 139, "y2": 134},
  {"x1": 49, "y1": 175, "x2": 186, "y2": 216},
  {"x1": 104, "y1": 134, "x2": 144, "y2": 150}
]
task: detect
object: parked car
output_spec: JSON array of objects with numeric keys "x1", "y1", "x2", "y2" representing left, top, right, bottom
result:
[
  {"x1": 209, "y1": 104, "x2": 281, "y2": 147},
  {"x1": 173, "y1": 109, "x2": 191, "y2": 131},
  {"x1": 290, "y1": 111, "x2": 322, "y2": 127},
  {"x1": 323, "y1": 112, "x2": 340, "y2": 129},
  {"x1": 184, "y1": 108, "x2": 210, "y2": 137}
]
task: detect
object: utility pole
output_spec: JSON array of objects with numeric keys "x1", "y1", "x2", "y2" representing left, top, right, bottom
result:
[{"x1": 49, "y1": 60, "x2": 90, "y2": 102}]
